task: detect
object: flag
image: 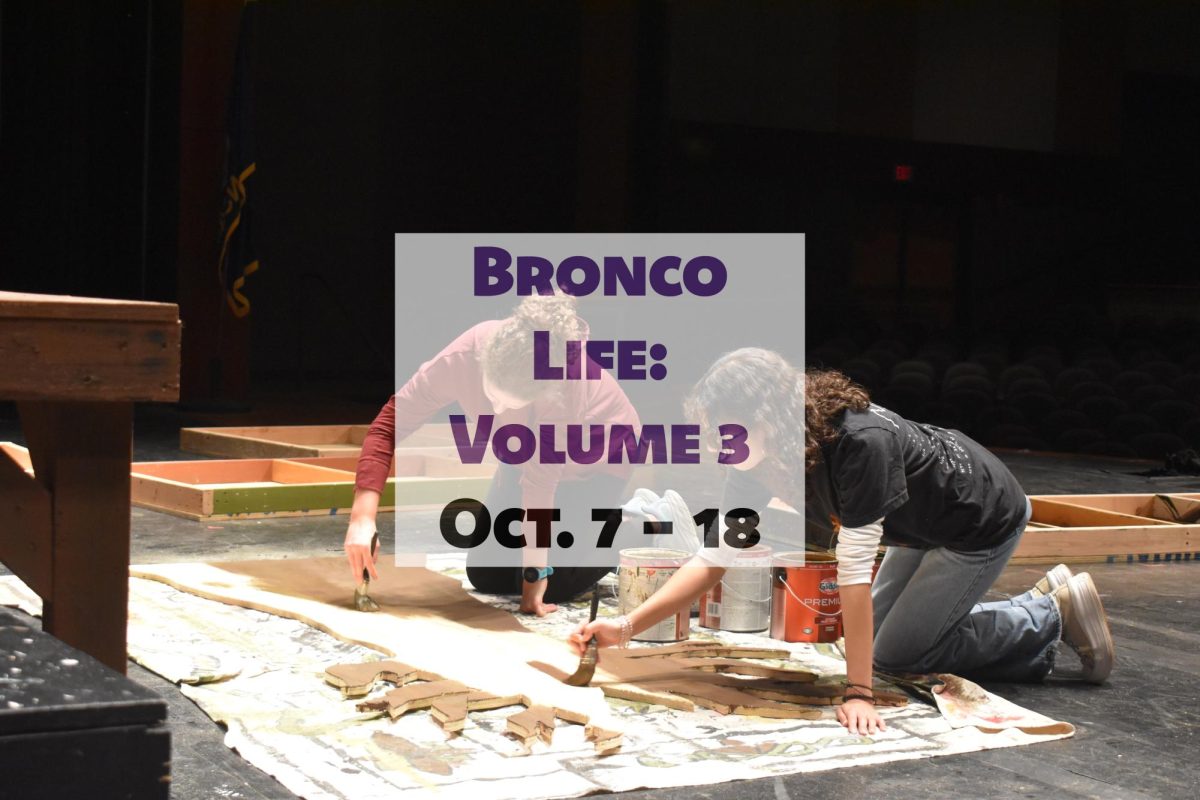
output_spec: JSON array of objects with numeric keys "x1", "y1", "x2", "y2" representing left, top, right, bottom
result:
[{"x1": 217, "y1": 1, "x2": 259, "y2": 318}]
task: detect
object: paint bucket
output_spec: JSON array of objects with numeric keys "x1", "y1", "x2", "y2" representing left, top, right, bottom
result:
[
  {"x1": 699, "y1": 544, "x2": 772, "y2": 632},
  {"x1": 770, "y1": 551, "x2": 841, "y2": 643},
  {"x1": 618, "y1": 548, "x2": 690, "y2": 642}
]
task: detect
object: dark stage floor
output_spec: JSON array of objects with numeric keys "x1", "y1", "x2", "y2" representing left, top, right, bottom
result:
[{"x1": 0, "y1": 404, "x2": 1198, "y2": 799}]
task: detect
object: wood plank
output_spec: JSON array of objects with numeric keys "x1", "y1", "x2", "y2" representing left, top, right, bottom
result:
[
  {"x1": 1014, "y1": 526, "x2": 1194, "y2": 561},
  {"x1": 130, "y1": 474, "x2": 208, "y2": 519},
  {"x1": 132, "y1": 459, "x2": 279, "y2": 484},
  {"x1": 421, "y1": 455, "x2": 500, "y2": 479},
  {"x1": 208, "y1": 482, "x2": 362, "y2": 517},
  {"x1": 620, "y1": 642, "x2": 790, "y2": 660},
  {"x1": 0, "y1": 318, "x2": 180, "y2": 403},
  {"x1": 179, "y1": 428, "x2": 322, "y2": 459},
  {"x1": 392, "y1": 476, "x2": 492, "y2": 509},
  {"x1": 1010, "y1": 553, "x2": 1200, "y2": 566},
  {"x1": 1030, "y1": 497, "x2": 1176, "y2": 528},
  {"x1": 20, "y1": 401, "x2": 133, "y2": 673},
  {"x1": 248, "y1": 425, "x2": 357, "y2": 446},
  {"x1": 324, "y1": 660, "x2": 439, "y2": 698},
  {"x1": 660, "y1": 680, "x2": 822, "y2": 719},
  {"x1": 506, "y1": 705, "x2": 557, "y2": 745},
  {"x1": 0, "y1": 444, "x2": 53, "y2": 597},
  {"x1": 0, "y1": 290, "x2": 178, "y2": 322},
  {"x1": 358, "y1": 679, "x2": 469, "y2": 720},
  {"x1": 180, "y1": 422, "x2": 458, "y2": 459},
  {"x1": 268, "y1": 461, "x2": 358, "y2": 484},
  {"x1": 1033, "y1": 493, "x2": 1198, "y2": 522},
  {"x1": 309, "y1": 444, "x2": 369, "y2": 457},
  {"x1": 284, "y1": 455, "x2": 377, "y2": 474},
  {"x1": 160, "y1": 505, "x2": 399, "y2": 522},
  {"x1": 1034, "y1": 493, "x2": 1156, "y2": 517}
]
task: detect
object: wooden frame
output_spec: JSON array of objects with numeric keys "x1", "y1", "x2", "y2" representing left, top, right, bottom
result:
[
  {"x1": 179, "y1": 422, "x2": 459, "y2": 459},
  {"x1": 1012, "y1": 494, "x2": 1200, "y2": 564},
  {"x1": 131, "y1": 453, "x2": 495, "y2": 521}
]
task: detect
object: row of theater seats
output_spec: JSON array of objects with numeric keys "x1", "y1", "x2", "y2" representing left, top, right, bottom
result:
[{"x1": 810, "y1": 337, "x2": 1200, "y2": 460}]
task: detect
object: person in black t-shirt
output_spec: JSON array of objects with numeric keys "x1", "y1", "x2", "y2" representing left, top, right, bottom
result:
[{"x1": 570, "y1": 349, "x2": 1115, "y2": 738}]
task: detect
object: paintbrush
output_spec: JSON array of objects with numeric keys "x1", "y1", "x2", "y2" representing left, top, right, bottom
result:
[
  {"x1": 354, "y1": 532, "x2": 381, "y2": 612},
  {"x1": 564, "y1": 589, "x2": 602, "y2": 686}
]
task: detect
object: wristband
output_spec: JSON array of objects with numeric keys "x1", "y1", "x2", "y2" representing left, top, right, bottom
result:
[
  {"x1": 522, "y1": 566, "x2": 554, "y2": 583},
  {"x1": 842, "y1": 680, "x2": 875, "y2": 705}
]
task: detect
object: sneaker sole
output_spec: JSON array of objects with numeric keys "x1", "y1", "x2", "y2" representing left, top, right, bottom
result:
[
  {"x1": 1046, "y1": 564, "x2": 1072, "y2": 592},
  {"x1": 1068, "y1": 573, "x2": 1115, "y2": 684}
]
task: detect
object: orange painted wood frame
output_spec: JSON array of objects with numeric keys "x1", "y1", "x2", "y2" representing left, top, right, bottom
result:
[
  {"x1": 180, "y1": 422, "x2": 459, "y2": 459},
  {"x1": 1012, "y1": 494, "x2": 1200, "y2": 564}
]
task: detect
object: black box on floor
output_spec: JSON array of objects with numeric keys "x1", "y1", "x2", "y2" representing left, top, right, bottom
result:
[{"x1": 0, "y1": 608, "x2": 170, "y2": 800}]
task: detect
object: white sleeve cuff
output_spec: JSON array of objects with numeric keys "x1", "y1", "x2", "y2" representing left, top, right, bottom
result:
[{"x1": 836, "y1": 519, "x2": 883, "y2": 586}]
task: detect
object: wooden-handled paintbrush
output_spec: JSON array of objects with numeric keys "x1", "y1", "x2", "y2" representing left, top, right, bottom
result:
[
  {"x1": 354, "y1": 532, "x2": 381, "y2": 612},
  {"x1": 564, "y1": 589, "x2": 602, "y2": 686}
]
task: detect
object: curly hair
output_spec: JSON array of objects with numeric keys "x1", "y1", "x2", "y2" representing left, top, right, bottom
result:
[
  {"x1": 803, "y1": 369, "x2": 870, "y2": 471},
  {"x1": 686, "y1": 350, "x2": 870, "y2": 480},
  {"x1": 480, "y1": 292, "x2": 586, "y2": 402}
]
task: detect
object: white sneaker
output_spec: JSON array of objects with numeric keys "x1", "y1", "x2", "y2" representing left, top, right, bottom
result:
[
  {"x1": 1052, "y1": 572, "x2": 1115, "y2": 684},
  {"x1": 1029, "y1": 563, "x2": 1072, "y2": 598}
]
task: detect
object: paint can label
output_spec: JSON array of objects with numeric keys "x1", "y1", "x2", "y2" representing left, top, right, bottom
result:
[{"x1": 618, "y1": 548, "x2": 690, "y2": 642}]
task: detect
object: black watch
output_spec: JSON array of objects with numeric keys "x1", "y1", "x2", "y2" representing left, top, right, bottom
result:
[{"x1": 522, "y1": 566, "x2": 554, "y2": 583}]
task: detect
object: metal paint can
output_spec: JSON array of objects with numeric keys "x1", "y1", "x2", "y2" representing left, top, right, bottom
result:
[
  {"x1": 770, "y1": 551, "x2": 842, "y2": 643},
  {"x1": 699, "y1": 544, "x2": 772, "y2": 632},
  {"x1": 618, "y1": 548, "x2": 690, "y2": 642}
]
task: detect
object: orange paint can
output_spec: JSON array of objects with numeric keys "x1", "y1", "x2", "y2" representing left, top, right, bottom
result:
[{"x1": 770, "y1": 551, "x2": 842, "y2": 643}]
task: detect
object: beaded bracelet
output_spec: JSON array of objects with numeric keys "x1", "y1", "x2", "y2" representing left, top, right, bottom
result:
[{"x1": 615, "y1": 615, "x2": 632, "y2": 648}]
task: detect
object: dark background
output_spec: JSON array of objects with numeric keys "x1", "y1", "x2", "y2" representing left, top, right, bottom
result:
[{"x1": 3, "y1": 1, "x2": 1199, "y2": 457}]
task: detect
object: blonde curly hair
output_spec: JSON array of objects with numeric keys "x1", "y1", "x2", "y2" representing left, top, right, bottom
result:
[{"x1": 480, "y1": 293, "x2": 586, "y2": 401}]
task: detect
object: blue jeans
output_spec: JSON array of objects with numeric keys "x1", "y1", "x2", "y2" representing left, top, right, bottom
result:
[{"x1": 871, "y1": 498, "x2": 1060, "y2": 682}]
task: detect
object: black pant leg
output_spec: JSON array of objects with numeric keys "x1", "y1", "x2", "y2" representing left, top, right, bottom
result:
[
  {"x1": 465, "y1": 464, "x2": 522, "y2": 594},
  {"x1": 543, "y1": 472, "x2": 628, "y2": 602},
  {"x1": 465, "y1": 469, "x2": 630, "y2": 600}
]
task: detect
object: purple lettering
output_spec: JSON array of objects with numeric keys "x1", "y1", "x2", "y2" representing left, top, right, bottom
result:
[
  {"x1": 450, "y1": 414, "x2": 491, "y2": 463},
  {"x1": 532, "y1": 330, "x2": 562, "y2": 379},
  {"x1": 567, "y1": 424, "x2": 606, "y2": 464},
  {"x1": 717, "y1": 424, "x2": 749, "y2": 465},
  {"x1": 558, "y1": 255, "x2": 600, "y2": 296},
  {"x1": 602, "y1": 256, "x2": 646, "y2": 296},
  {"x1": 494, "y1": 423, "x2": 536, "y2": 464},
  {"x1": 616, "y1": 340, "x2": 647, "y2": 380},
  {"x1": 473, "y1": 246, "x2": 512, "y2": 296},
  {"x1": 671, "y1": 425, "x2": 701, "y2": 463},
  {"x1": 648, "y1": 256, "x2": 682, "y2": 296},
  {"x1": 684, "y1": 255, "x2": 727, "y2": 296},
  {"x1": 608, "y1": 424, "x2": 668, "y2": 464},
  {"x1": 515, "y1": 255, "x2": 555, "y2": 295}
]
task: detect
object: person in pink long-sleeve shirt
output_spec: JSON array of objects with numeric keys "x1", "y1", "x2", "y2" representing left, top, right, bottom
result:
[{"x1": 347, "y1": 293, "x2": 639, "y2": 617}]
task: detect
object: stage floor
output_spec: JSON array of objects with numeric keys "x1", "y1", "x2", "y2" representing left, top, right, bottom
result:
[{"x1": 1, "y1": 400, "x2": 1196, "y2": 800}]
